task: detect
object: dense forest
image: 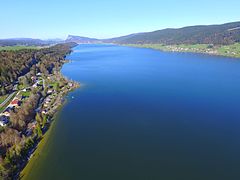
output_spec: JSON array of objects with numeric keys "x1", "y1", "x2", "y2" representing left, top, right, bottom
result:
[
  {"x1": 0, "y1": 43, "x2": 76, "y2": 95},
  {"x1": 107, "y1": 21, "x2": 240, "y2": 45}
]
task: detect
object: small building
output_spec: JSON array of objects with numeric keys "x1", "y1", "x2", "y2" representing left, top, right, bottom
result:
[
  {"x1": 1, "y1": 107, "x2": 13, "y2": 117},
  {"x1": 47, "y1": 89, "x2": 53, "y2": 94},
  {"x1": 68, "y1": 83, "x2": 73, "y2": 87},
  {"x1": 31, "y1": 76, "x2": 37, "y2": 82},
  {"x1": 2, "y1": 111, "x2": 10, "y2": 117},
  {"x1": 0, "y1": 116, "x2": 9, "y2": 127},
  {"x1": 42, "y1": 110, "x2": 47, "y2": 114},
  {"x1": 10, "y1": 99, "x2": 21, "y2": 107},
  {"x1": 28, "y1": 121, "x2": 37, "y2": 130},
  {"x1": 32, "y1": 83, "x2": 38, "y2": 88}
]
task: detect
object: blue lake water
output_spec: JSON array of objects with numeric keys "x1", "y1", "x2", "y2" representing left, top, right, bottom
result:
[{"x1": 26, "y1": 44, "x2": 240, "y2": 180}]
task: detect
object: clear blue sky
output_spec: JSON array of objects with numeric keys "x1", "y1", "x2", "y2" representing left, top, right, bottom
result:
[{"x1": 1, "y1": 0, "x2": 239, "y2": 39}]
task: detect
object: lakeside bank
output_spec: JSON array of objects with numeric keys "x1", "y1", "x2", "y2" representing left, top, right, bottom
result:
[
  {"x1": 125, "y1": 43, "x2": 240, "y2": 59},
  {"x1": 18, "y1": 44, "x2": 240, "y2": 180},
  {"x1": 19, "y1": 55, "x2": 80, "y2": 180},
  {"x1": 20, "y1": 96, "x2": 69, "y2": 180},
  {"x1": 0, "y1": 43, "x2": 79, "y2": 179}
]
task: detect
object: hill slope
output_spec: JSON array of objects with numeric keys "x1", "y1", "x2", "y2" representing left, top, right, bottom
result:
[
  {"x1": 106, "y1": 21, "x2": 240, "y2": 45},
  {"x1": 0, "y1": 38, "x2": 63, "y2": 46},
  {"x1": 65, "y1": 35, "x2": 101, "y2": 44}
]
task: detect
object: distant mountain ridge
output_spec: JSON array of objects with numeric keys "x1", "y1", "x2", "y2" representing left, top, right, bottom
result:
[
  {"x1": 66, "y1": 21, "x2": 240, "y2": 45},
  {"x1": 65, "y1": 35, "x2": 101, "y2": 44},
  {"x1": 0, "y1": 38, "x2": 64, "y2": 46},
  {"x1": 3, "y1": 21, "x2": 239, "y2": 46},
  {"x1": 113, "y1": 21, "x2": 240, "y2": 45}
]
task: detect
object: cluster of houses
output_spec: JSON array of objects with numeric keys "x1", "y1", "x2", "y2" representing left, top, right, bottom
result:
[
  {"x1": 0, "y1": 96, "x2": 21, "y2": 127},
  {"x1": 0, "y1": 73, "x2": 43, "y2": 127},
  {"x1": 41, "y1": 86, "x2": 56, "y2": 115},
  {"x1": 25, "y1": 120, "x2": 37, "y2": 136},
  {"x1": 31, "y1": 73, "x2": 43, "y2": 88},
  {"x1": 166, "y1": 46, "x2": 218, "y2": 55}
]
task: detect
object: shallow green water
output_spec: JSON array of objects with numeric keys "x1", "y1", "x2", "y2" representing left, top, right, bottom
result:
[{"x1": 25, "y1": 44, "x2": 240, "y2": 180}]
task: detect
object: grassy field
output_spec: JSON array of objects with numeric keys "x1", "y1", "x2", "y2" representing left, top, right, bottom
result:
[
  {"x1": 218, "y1": 43, "x2": 240, "y2": 57},
  {"x1": 0, "y1": 95, "x2": 8, "y2": 104},
  {"x1": 0, "y1": 46, "x2": 42, "y2": 51},
  {"x1": 127, "y1": 43, "x2": 240, "y2": 58},
  {"x1": 21, "y1": 91, "x2": 31, "y2": 97}
]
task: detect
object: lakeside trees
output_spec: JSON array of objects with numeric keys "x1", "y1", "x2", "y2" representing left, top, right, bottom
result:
[
  {"x1": 0, "y1": 42, "x2": 77, "y2": 179},
  {"x1": 0, "y1": 42, "x2": 76, "y2": 95}
]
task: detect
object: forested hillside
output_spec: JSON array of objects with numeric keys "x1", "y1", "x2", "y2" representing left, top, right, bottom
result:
[
  {"x1": 0, "y1": 43, "x2": 77, "y2": 95},
  {"x1": 105, "y1": 21, "x2": 240, "y2": 45},
  {"x1": 0, "y1": 38, "x2": 63, "y2": 46}
]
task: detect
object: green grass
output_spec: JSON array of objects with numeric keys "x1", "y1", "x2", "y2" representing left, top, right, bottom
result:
[
  {"x1": 0, "y1": 95, "x2": 8, "y2": 104},
  {"x1": 38, "y1": 81, "x2": 43, "y2": 86},
  {"x1": 50, "y1": 82, "x2": 58, "y2": 88},
  {"x1": 21, "y1": 91, "x2": 31, "y2": 97},
  {"x1": 0, "y1": 92, "x2": 17, "y2": 113},
  {"x1": 0, "y1": 46, "x2": 42, "y2": 51},
  {"x1": 18, "y1": 84, "x2": 27, "y2": 90},
  {"x1": 218, "y1": 43, "x2": 240, "y2": 57}
]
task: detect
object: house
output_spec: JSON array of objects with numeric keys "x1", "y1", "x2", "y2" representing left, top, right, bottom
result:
[
  {"x1": 28, "y1": 121, "x2": 37, "y2": 130},
  {"x1": 2, "y1": 111, "x2": 10, "y2": 117},
  {"x1": 1, "y1": 107, "x2": 13, "y2": 117},
  {"x1": 31, "y1": 76, "x2": 37, "y2": 82},
  {"x1": 47, "y1": 89, "x2": 53, "y2": 94},
  {"x1": 32, "y1": 83, "x2": 38, "y2": 88},
  {"x1": 37, "y1": 72, "x2": 42, "y2": 77},
  {"x1": 13, "y1": 84, "x2": 18, "y2": 91},
  {"x1": 0, "y1": 116, "x2": 9, "y2": 127},
  {"x1": 42, "y1": 109, "x2": 47, "y2": 114},
  {"x1": 10, "y1": 99, "x2": 21, "y2": 107},
  {"x1": 25, "y1": 120, "x2": 37, "y2": 136}
]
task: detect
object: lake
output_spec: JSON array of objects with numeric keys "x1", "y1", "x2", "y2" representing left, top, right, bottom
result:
[{"x1": 25, "y1": 44, "x2": 240, "y2": 180}]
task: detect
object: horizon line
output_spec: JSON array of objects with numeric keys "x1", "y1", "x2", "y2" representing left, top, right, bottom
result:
[{"x1": 0, "y1": 20, "x2": 239, "y2": 40}]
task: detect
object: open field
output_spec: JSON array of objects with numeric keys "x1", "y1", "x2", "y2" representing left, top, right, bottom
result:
[
  {"x1": 0, "y1": 46, "x2": 44, "y2": 51},
  {"x1": 0, "y1": 95, "x2": 8, "y2": 104}
]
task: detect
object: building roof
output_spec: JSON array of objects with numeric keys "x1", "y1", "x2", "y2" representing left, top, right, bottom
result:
[{"x1": 11, "y1": 99, "x2": 20, "y2": 105}]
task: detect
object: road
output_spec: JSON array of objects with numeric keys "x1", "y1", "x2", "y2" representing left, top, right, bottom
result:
[
  {"x1": 0, "y1": 92, "x2": 15, "y2": 107},
  {"x1": 0, "y1": 78, "x2": 45, "y2": 113}
]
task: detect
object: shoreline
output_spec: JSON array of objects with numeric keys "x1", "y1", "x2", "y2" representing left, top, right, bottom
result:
[
  {"x1": 18, "y1": 63, "x2": 80, "y2": 179},
  {"x1": 0, "y1": 43, "x2": 80, "y2": 179},
  {"x1": 19, "y1": 97, "x2": 68, "y2": 179},
  {"x1": 124, "y1": 44, "x2": 240, "y2": 59}
]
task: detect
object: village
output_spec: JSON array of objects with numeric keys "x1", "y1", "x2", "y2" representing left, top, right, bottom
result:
[{"x1": 0, "y1": 71, "x2": 76, "y2": 137}]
